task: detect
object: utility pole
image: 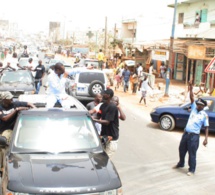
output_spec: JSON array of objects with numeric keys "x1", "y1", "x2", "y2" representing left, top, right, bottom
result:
[
  {"x1": 164, "y1": 0, "x2": 177, "y2": 96},
  {"x1": 104, "y1": 16, "x2": 107, "y2": 56},
  {"x1": 113, "y1": 23, "x2": 117, "y2": 56}
]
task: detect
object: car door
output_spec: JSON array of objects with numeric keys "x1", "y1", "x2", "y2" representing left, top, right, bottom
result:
[
  {"x1": 176, "y1": 102, "x2": 191, "y2": 128},
  {"x1": 205, "y1": 99, "x2": 215, "y2": 132},
  {"x1": 76, "y1": 72, "x2": 92, "y2": 96}
]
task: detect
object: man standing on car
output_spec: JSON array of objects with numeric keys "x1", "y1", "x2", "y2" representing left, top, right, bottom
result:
[
  {"x1": 46, "y1": 63, "x2": 70, "y2": 109},
  {"x1": 173, "y1": 80, "x2": 209, "y2": 176},
  {"x1": 92, "y1": 88, "x2": 119, "y2": 158},
  {"x1": 33, "y1": 60, "x2": 45, "y2": 94}
]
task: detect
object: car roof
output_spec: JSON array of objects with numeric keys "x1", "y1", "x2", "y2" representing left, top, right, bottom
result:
[{"x1": 19, "y1": 94, "x2": 87, "y2": 110}]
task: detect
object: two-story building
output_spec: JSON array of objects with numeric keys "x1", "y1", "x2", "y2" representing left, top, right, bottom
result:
[
  {"x1": 120, "y1": 7, "x2": 173, "y2": 75},
  {"x1": 168, "y1": 0, "x2": 215, "y2": 90}
]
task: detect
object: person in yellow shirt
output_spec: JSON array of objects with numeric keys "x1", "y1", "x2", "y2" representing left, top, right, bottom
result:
[{"x1": 97, "y1": 49, "x2": 104, "y2": 70}]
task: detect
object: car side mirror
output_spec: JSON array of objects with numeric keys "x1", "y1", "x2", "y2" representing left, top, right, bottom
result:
[
  {"x1": 184, "y1": 106, "x2": 191, "y2": 111},
  {"x1": 0, "y1": 136, "x2": 8, "y2": 147}
]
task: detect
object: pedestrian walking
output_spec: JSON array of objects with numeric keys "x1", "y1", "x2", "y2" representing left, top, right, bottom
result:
[
  {"x1": 130, "y1": 71, "x2": 138, "y2": 94},
  {"x1": 33, "y1": 60, "x2": 45, "y2": 94},
  {"x1": 1, "y1": 52, "x2": 5, "y2": 61},
  {"x1": 138, "y1": 75, "x2": 153, "y2": 106},
  {"x1": 122, "y1": 65, "x2": 131, "y2": 93},
  {"x1": 92, "y1": 88, "x2": 119, "y2": 158},
  {"x1": 114, "y1": 71, "x2": 121, "y2": 91},
  {"x1": 173, "y1": 80, "x2": 209, "y2": 176},
  {"x1": 160, "y1": 62, "x2": 166, "y2": 78},
  {"x1": 97, "y1": 49, "x2": 104, "y2": 70}
]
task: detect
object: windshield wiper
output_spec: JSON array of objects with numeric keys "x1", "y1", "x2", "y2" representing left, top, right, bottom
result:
[
  {"x1": 19, "y1": 151, "x2": 56, "y2": 154},
  {"x1": 57, "y1": 150, "x2": 88, "y2": 154}
]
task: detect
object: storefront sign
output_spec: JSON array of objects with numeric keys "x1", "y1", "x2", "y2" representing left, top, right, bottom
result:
[
  {"x1": 188, "y1": 45, "x2": 206, "y2": 59},
  {"x1": 152, "y1": 50, "x2": 169, "y2": 61}
]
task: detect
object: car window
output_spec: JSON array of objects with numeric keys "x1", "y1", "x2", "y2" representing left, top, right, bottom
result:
[
  {"x1": 84, "y1": 60, "x2": 99, "y2": 68},
  {"x1": 50, "y1": 59, "x2": 65, "y2": 64},
  {"x1": 79, "y1": 72, "x2": 105, "y2": 83},
  {"x1": 14, "y1": 115, "x2": 99, "y2": 151},
  {"x1": 0, "y1": 71, "x2": 33, "y2": 83}
]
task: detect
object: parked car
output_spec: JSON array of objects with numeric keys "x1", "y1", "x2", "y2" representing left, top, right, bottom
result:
[
  {"x1": 66, "y1": 69, "x2": 109, "y2": 101},
  {"x1": 0, "y1": 94, "x2": 122, "y2": 194},
  {"x1": 73, "y1": 58, "x2": 114, "y2": 86},
  {"x1": 0, "y1": 69, "x2": 35, "y2": 99},
  {"x1": 150, "y1": 96, "x2": 215, "y2": 131}
]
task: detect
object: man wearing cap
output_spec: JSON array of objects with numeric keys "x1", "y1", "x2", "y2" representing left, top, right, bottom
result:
[
  {"x1": 173, "y1": 81, "x2": 209, "y2": 176},
  {"x1": 0, "y1": 91, "x2": 36, "y2": 141},
  {"x1": 92, "y1": 88, "x2": 119, "y2": 157}
]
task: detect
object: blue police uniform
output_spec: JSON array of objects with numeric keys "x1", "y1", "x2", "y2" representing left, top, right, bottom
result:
[{"x1": 177, "y1": 102, "x2": 209, "y2": 173}]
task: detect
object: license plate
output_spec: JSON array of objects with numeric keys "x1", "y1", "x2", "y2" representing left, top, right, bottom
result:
[{"x1": 77, "y1": 87, "x2": 85, "y2": 91}]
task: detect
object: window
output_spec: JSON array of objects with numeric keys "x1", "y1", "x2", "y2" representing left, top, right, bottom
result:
[
  {"x1": 178, "y1": 13, "x2": 184, "y2": 24},
  {"x1": 201, "y1": 9, "x2": 208, "y2": 23},
  {"x1": 79, "y1": 72, "x2": 105, "y2": 83}
]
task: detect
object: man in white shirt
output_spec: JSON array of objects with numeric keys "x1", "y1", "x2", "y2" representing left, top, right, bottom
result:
[
  {"x1": 46, "y1": 63, "x2": 70, "y2": 109},
  {"x1": 6, "y1": 53, "x2": 22, "y2": 71}
]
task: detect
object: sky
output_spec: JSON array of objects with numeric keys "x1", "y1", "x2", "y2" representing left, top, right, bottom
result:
[{"x1": 1, "y1": 0, "x2": 173, "y2": 33}]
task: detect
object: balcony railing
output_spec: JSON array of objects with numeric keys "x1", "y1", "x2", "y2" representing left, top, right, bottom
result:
[{"x1": 183, "y1": 22, "x2": 199, "y2": 29}]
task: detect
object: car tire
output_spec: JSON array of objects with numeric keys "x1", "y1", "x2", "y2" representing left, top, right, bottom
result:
[
  {"x1": 88, "y1": 80, "x2": 104, "y2": 96},
  {"x1": 159, "y1": 114, "x2": 175, "y2": 131}
]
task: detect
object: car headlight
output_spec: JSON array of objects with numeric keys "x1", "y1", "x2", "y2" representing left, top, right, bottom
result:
[
  {"x1": 100, "y1": 187, "x2": 123, "y2": 195},
  {"x1": 24, "y1": 91, "x2": 35, "y2": 95},
  {"x1": 151, "y1": 108, "x2": 156, "y2": 113},
  {"x1": 5, "y1": 191, "x2": 32, "y2": 195}
]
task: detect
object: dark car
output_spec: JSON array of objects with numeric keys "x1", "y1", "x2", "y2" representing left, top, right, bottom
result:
[
  {"x1": 0, "y1": 69, "x2": 35, "y2": 99},
  {"x1": 150, "y1": 96, "x2": 215, "y2": 131},
  {"x1": 0, "y1": 95, "x2": 122, "y2": 194}
]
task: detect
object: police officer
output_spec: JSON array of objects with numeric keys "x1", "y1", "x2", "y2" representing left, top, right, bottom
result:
[{"x1": 173, "y1": 80, "x2": 209, "y2": 176}]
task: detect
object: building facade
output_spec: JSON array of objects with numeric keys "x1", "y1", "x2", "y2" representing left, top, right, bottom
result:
[{"x1": 168, "y1": 0, "x2": 215, "y2": 90}]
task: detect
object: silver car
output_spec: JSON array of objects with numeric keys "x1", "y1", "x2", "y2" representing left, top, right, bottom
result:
[{"x1": 67, "y1": 69, "x2": 109, "y2": 101}]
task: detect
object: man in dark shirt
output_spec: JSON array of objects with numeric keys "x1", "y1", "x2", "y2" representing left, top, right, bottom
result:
[
  {"x1": 33, "y1": 60, "x2": 45, "y2": 94},
  {"x1": 122, "y1": 65, "x2": 131, "y2": 93},
  {"x1": 93, "y1": 88, "x2": 119, "y2": 157},
  {"x1": 0, "y1": 91, "x2": 36, "y2": 135}
]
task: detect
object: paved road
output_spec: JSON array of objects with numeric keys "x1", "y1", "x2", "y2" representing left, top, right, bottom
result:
[
  {"x1": 41, "y1": 54, "x2": 215, "y2": 195},
  {"x1": 112, "y1": 96, "x2": 215, "y2": 195}
]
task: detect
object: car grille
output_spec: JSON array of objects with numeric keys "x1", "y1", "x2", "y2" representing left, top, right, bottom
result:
[{"x1": 10, "y1": 91, "x2": 24, "y2": 97}]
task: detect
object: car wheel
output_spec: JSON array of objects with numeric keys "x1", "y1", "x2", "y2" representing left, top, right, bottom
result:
[
  {"x1": 88, "y1": 80, "x2": 104, "y2": 96},
  {"x1": 159, "y1": 114, "x2": 175, "y2": 131}
]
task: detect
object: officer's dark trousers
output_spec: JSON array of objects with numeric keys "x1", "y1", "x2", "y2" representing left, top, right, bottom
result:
[{"x1": 178, "y1": 132, "x2": 200, "y2": 173}]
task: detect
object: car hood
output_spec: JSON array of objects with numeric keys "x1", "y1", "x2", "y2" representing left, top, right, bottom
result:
[
  {"x1": 154, "y1": 104, "x2": 182, "y2": 110},
  {"x1": 7, "y1": 153, "x2": 121, "y2": 193},
  {"x1": 0, "y1": 82, "x2": 34, "y2": 91}
]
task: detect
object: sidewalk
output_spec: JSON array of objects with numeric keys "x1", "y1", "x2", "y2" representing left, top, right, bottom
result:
[{"x1": 113, "y1": 78, "x2": 187, "y2": 113}]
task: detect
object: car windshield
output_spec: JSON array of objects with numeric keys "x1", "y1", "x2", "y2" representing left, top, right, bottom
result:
[
  {"x1": 49, "y1": 59, "x2": 65, "y2": 64},
  {"x1": 14, "y1": 115, "x2": 99, "y2": 152},
  {"x1": 84, "y1": 60, "x2": 99, "y2": 68},
  {"x1": 0, "y1": 71, "x2": 33, "y2": 83},
  {"x1": 19, "y1": 58, "x2": 39, "y2": 67}
]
